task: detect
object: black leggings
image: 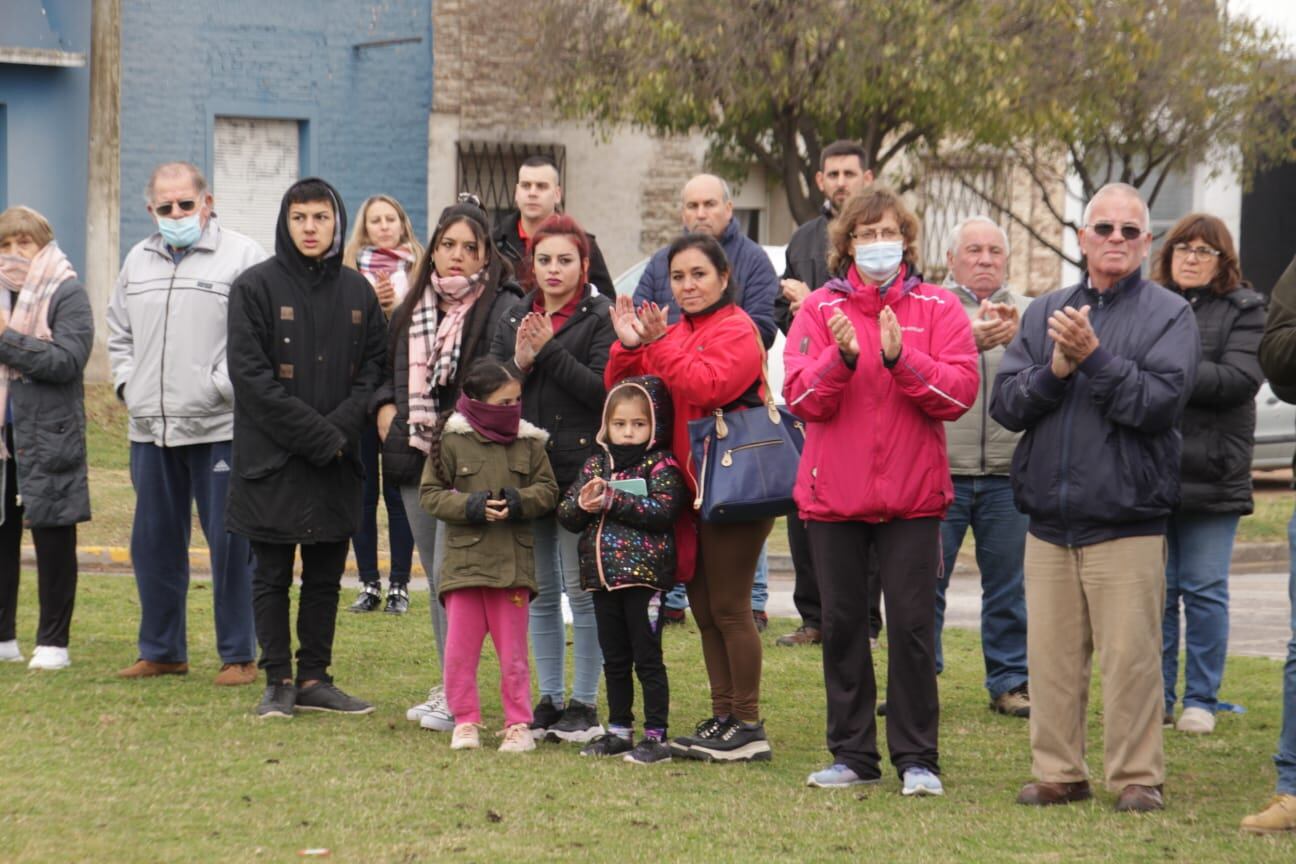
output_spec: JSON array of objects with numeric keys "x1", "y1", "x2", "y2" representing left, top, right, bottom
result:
[{"x1": 593, "y1": 587, "x2": 669, "y2": 733}]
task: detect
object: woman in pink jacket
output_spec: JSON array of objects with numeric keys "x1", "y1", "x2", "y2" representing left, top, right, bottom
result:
[{"x1": 783, "y1": 188, "x2": 977, "y2": 796}]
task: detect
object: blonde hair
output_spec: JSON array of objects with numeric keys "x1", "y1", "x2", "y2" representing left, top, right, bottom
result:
[
  {"x1": 0, "y1": 206, "x2": 55, "y2": 248},
  {"x1": 343, "y1": 195, "x2": 423, "y2": 268}
]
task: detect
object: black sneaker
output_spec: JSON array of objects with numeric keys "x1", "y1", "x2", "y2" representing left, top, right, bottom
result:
[
  {"x1": 255, "y1": 681, "x2": 296, "y2": 719},
  {"x1": 669, "y1": 715, "x2": 733, "y2": 759},
  {"x1": 384, "y1": 586, "x2": 410, "y2": 615},
  {"x1": 546, "y1": 699, "x2": 606, "y2": 743},
  {"x1": 580, "y1": 733, "x2": 634, "y2": 757},
  {"x1": 348, "y1": 585, "x2": 382, "y2": 613},
  {"x1": 689, "y1": 719, "x2": 772, "y2": 763},
  {"x1": 529, "y1": 695, "x2": 565, "y2": 739},
  {"x1": 624, "y1": 738, "x2": 673, "y2": 765},
  {"x1": 295, "y1": 682, "x2": 374, "y2": 715}
]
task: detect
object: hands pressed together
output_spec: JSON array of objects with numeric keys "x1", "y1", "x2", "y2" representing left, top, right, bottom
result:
[
  {"x1": 577, "y1": 477, "x2": 607, "y2": 513},
  {"x1": 513, "y1": 312, "x2": 554, "y2": 372},
  {"x1": 1047, "y1": 305, "x2": 1098, "y2": 379},
  {"x1": 827, "y1": 307, "x2": 901, "y2": 364},
  {"x1": 611, "y1": 295, "x2": 669, "y2": 349},
  {"x1": 971, "y1": 299, "x2": 1020, "y2": 351}
]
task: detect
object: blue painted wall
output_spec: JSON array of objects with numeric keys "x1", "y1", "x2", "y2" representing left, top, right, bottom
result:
[
  {"x1": 119, "y1": 1, "x2": 432, "y2": 255},
  {"x1": 0, "y1": 0, "x2": 91, "y2": 272}
]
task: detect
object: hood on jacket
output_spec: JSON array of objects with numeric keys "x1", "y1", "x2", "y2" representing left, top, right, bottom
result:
[
  {"x1": 273, "y1": 177, "x2": 346, "y2": 283},
  {"x1": 596, "y1": 375, "x2": 673, "y2": 453}
]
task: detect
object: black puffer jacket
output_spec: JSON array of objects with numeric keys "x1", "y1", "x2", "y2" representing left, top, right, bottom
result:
[
  {"x1": 489, "y1": 290, "x2": 614, "y2": 487},
  {"x1": 226, "y1": 178, "x2": 388, "y2": 544},
  {"x1": 1175, "y1": 285, "x2": 1264, "y2": 514}
]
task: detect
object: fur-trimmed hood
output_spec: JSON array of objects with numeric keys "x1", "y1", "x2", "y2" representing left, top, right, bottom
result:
[{"x1": 442, "y1": 412, "x2": 549, "y2": 442}]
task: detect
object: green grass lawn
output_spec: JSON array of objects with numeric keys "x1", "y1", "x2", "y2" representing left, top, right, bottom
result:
[{"x1": 1, "y1": 575, "x2": 1292, "y2": 862}]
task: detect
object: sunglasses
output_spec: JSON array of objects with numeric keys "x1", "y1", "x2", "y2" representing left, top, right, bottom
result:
[
  {"x1": 154, "y1": 199, "x2": 199, "y2": 218},
  {"x1": 1089, "y1": 222, "x2": 1143, "y2": 241}
]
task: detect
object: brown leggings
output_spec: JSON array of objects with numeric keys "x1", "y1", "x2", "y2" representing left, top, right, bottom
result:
[{"x1": 687, "y1": 518, "x2": 774, "y2": 723}]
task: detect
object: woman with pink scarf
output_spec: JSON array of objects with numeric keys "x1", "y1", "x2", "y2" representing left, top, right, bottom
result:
[
  {"x1": 0, "y1": 207, "x2": 94, "y2": 671},
  {"x1": 370, "y1": 197, "x2": 523, "y2": 731}
]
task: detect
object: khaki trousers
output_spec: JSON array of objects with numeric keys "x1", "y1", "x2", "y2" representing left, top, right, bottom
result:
[{"x1": 1025, "y1": 534, "x2": 1166, "y2": 791}]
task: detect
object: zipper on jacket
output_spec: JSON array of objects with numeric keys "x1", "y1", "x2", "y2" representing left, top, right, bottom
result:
[
  {"x1": 979, "y1": 352, "x2": 989, "y2": 474},
  {"x1": 159, "y1": 268, "x2": 176, "y2": 445}
]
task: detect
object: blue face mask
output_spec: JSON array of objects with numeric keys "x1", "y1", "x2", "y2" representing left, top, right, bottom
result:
[
  {"x1": 158, "y1": 214, "x2": 203, "y2": 249},
  {"x1": 854, "y1": 241, "x2": 904, "y2": 283}
]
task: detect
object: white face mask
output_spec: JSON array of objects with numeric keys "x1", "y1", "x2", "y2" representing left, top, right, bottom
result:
[
  {"x1": 854, "y1": 241, "x2": 904, "y2": 282},
  {"x1": 0, "y1": 254, "x2": 30, "y2": 292}
]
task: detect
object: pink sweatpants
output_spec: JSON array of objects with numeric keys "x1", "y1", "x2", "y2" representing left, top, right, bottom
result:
[{"x1": 443, "y1": 587, "x2": 533, "y2": 726}]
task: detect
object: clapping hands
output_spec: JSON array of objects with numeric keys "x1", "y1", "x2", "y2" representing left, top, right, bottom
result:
[
  {"x1": 611, "y1": 295, "x2": 669, "y2": 348},
  {"x1": 514, "y1": 312, "x2": 553, "y2": 372},
  {"x1": 1048, "y1": 305, "x2": 1097, "y2": 379},
  {"x1": 971, "y1": 300, "x2": 1020, "y2": 351}
]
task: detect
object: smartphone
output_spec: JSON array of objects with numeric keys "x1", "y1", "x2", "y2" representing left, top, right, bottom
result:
[{"x1": 608, "y1": 478, "x2": 648, "y2": 496}]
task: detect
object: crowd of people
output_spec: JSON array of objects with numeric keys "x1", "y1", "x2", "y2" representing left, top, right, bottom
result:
[{"x1": 0, "y1": 142, "x2": 1293, "y2": 832}]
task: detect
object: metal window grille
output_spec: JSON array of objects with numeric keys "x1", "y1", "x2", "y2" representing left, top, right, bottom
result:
[
  {"x1": 916, "y1": 156, "x2": 1009, "y2": 283},
  {"x1": 455, "y1": 141, "x2": 568, "y2": 224}
]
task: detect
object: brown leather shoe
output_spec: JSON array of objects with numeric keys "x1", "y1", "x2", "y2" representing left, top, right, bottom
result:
[
  {"x1": 1115, "y1": 784, "x2": 1164, "y2": 813},
  {"x1": 775, "y1": 626, "x2": 821, "y2": 647},
  {"x1": 213, "y1": 661, "x2": 258, "y2": 686},
  {"x1": 117, "y1": 659, "x2": 189, "y2": 678},
  {"x1": 1016, "y1": 780, "x2": 1093, "y2": 806}
]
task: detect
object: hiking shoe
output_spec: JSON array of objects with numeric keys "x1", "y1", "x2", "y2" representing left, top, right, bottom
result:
[
  {"x1": 256, "y1": 682, "x2": 296, "y2": 719},
  {"x1": 117, "y1": 659, "x2": 188, "y2": 678},
  {"x1": 807, "y1": 763, "x2": 881, "y2": 788},
  {"x1": 902, "y1": 767, "x2": 944, "y2": 797},
  {"x1": 1176, "y1": 706, "x2": 1215, "y2": 734},
  {"x1": 529, "y1": 695, "x2": 565, "y2": 739},
  {"x1": 411, "y1": 685, "x2": 455, "y2": 732},
  {"x1": 776, "y1": 626, "x2": 821, "y2": 647},
  {"x1": 1241, "y1": 794, "x2": 1296, "y2": 835},
  {"x1": 1016, "y1": 780, "x2": 1092, "y2": 806},
  {"x1": 752, "y1": 610, "x2": 768, "y2": 633},
  {"x1": 546, "y1": 699, "x2": 605, "y2": 743},
  {"x1": 670, "y1": 715, "x2": 733, "y2": 759},
  {"x1": 580, "y1": 733, "x2": 634, "y2": 758},
  {"x1": 990, "y1": 684, "x2": 1031, "y2": 718},
  {"x1": 1114, "y1": 784, "x2": 1164, "y2": 813},
  {"x1": 0, "y1": 639, "x2": 23, "y2": 662},
  {"x1": 348, "y1": 584, "x2": 382, "y2": 613},
  {"x1": 689, "y1": 719, "x2": 772, "y2": 763},
  {"x1": 384, "y1": 586, "x2": 410, "y2": 615},
  {"x1": 624, "y1": 738, "x2": 673, "y2": 765},
  {"x1": 295, "y1": 682, "x2": 374, "y2": 715},
  {"x1": 662, "y1": 607, "x2": 686, "y2": 626},
  {"x1": 214, "y1": 662, "x2": 257, "y2": 686},
  {"x1": 28, "y1": 646, "x2": 69, "y2": 670},
  {"x1": 498, "y1": 722, "x2": 536, "y2": 753},
  {"x1": 450, "y1": 723, "x2": 481, "y2": 750}
]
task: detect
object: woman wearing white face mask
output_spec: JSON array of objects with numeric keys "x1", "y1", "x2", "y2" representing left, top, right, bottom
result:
[{"x1": 783, "y1": 188, "x2": 978, "y2": 796}]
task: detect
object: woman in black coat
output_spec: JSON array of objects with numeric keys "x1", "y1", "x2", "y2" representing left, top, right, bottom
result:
[{"x1": 1152, "y1": 213, "x2": 1264, "y2": 736}]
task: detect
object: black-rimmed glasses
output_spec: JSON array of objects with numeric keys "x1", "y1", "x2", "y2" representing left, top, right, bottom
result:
[
  {"x1": 154, "y1": 199, "x2": 199, "y2": 217},
  {"x1": 1089, "y1": 222, "x2": 1144, "y2": 241}
]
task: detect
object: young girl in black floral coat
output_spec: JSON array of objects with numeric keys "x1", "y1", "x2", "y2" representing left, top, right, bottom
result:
[{"x1": 557, "y1": 375, "x2": 688, "y2": 764}]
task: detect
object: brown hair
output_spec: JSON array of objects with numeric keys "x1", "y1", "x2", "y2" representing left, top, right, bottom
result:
[
  {"x1": 827, "y1": 187, "x2": 920, "y2": 276},
  {"x1": 0, "y1": 206, "x2": 55, "y2": 248},
  {"x1": 1152, "y1": 212, "x2": 1242, "y2": 296},
  {"x1": 604, "y1": 386, "x2": 650, "y2": 425}
]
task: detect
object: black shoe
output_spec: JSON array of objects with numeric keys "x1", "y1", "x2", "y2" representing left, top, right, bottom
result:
[
  {"x1": 624, "y1": 738, "x2": 673, "y2": 765},
  {"x1": 529, "y1": 695, "x2": 565, "y2": 738},
  {"x1": 546, "y1": 699, "x2": 606, "y2": 743},
  {"x1": 255, "y1": 681, "x2": 296, "y2": 719},
  {"x1": 580, "y1": 733, "x2": 634, "y2": 757},
  {"x1": 670, "y1": 715, "x2": 733, "y2": 759},
  {"x1": 877, "y1": 702, "x2": 887, "y2": 717},
  {"x1": 384, "y1": 586, "x2": 410, "y2": 615},
  {"x1": 689, "y1": 719, "x2": 772, "y2": 763},
  {"x1": 348, "y1": 585, "x2": 382, "y2": 613},
  {"x1": 295, "y1": 682, "x2": 374, "y2": 714}
]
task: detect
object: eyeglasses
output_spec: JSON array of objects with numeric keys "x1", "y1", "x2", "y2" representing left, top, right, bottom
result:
[
  {"x1": 1088, "y1": 222, "x2": 1144, "y2": 241},
  {"x1": 154, "y1": 199, "x2": 199, "y2": 218},
  {"x1": 1171, "y1": 242, "x2": 1221, "y2": 260},
  {"x1": 851, "y1": 228, "x2": 902, "y2": 243}
]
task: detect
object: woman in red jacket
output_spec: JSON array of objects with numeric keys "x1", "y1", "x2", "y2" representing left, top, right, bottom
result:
[
  {"x1": 605, "y1": 233, "x2": 771, "y2": 763},
  {"x1": 784, "y1": 188, "x2": 978, "y2": 796}
]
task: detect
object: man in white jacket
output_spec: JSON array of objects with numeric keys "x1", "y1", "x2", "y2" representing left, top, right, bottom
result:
[{"x1": 107, "y1": 161, "x2": 267, "y2": 685}]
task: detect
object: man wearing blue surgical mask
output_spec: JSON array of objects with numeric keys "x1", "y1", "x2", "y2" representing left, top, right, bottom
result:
[{"x1": 107, "y1": 161, "x2": 268, "y2": 687}]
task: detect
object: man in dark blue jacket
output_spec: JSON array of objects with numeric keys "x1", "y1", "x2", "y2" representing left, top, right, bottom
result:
[{"x1": 991, "y1": 183, "x2": 1199, "y2": 814}]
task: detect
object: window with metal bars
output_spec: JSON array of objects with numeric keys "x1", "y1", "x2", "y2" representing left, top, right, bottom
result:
[{"x1": 455, "y1": 141, "x2": 568, "y2": 225}]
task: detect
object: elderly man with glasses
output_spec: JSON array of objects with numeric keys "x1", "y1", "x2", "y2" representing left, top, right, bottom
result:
[
  {"x1": 990, "y1": 183, "x2": 1200, "y2": 813},
  {"x1": 107, "y1": 161, "x2": 267, "y2": 686}
]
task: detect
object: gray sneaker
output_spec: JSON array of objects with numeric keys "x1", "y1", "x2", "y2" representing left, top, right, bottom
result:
[
  {"x1": 295, "y1": 682, "x2": 374, "y2": 715},
  {"x1": 256, "y1": 682, "x2": 296, "y2": 719}
]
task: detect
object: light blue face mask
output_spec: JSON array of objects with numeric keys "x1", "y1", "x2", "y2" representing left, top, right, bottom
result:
[
  {"x1": 854, "y1": 240, "x2": 904, "y2": 283},
  {"x1": 158, "y1": 214, "x2": 202, "y2": 249}
]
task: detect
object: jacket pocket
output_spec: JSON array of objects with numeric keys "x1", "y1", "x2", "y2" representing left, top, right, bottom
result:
[
  {"x1": 446, "y1": 529, "x2": 484, "y2": 548},
  {"x1": 34, "y1": 415, "x2": 85, "y2": 474}
]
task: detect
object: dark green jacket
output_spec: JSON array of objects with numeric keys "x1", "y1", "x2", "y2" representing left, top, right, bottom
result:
[{"x1": 1260, "y1": 256, "x2": 1296, "y2": 407}]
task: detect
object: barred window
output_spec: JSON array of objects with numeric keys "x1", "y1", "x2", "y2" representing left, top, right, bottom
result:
[
  {"x1": 917, "y1": 156, "x2": 1009, "y2": 283},
  {"x1": 455, "y1": 141, "x2": 568, "y2": 224}
]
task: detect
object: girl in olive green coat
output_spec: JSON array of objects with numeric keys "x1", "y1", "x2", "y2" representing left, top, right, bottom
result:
[{"x1": 420, "y1": 358, "x2": 558, "y2": 752}]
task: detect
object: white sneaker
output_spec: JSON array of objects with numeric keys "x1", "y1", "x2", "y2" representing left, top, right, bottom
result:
[
  {"x1": 0, "y1": 639, "x2": 23, "y2": 662},
  {"x1": 498, "y1": 722, "x2": 537, "y2": 753},
  {"x1": 28, "y1": 645, "x2": 69, "y2": 670},
  {"x1": 1176, "y1": 706, "x2": 1216, "y2": 734},
  {"x1": 407, "y1": 684, "x2": 454, "y2": 727},
  {"x1": 450, "y1": 723, "x2": 481, "y2": 750}
]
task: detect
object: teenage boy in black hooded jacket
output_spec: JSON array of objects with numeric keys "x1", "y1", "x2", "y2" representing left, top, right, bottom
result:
[{"x1": 227, "y1": 178, "x2": 388, "y2": 719}]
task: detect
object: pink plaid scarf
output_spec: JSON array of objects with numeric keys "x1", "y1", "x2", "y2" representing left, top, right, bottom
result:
[{"x1": 406, "y1": 270, "x2": 486, "y2": 453}]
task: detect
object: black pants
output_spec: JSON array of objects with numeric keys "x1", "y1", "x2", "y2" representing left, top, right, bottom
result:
[
  {"x1": 250, "y1": 540, "x2": 349, "y2": 685},
  {"x1": 0, "y1": 447, "x2": 78, "y2": 648},
  {"x1": 790, "y1": 516, "x2": 881, "y2": 636},
  {"x1": 592, "y1": 587, "x2": 669, "y2": 733},
  {"x1": 808, "y1": 518, "x2": 940, "y2": 779}
]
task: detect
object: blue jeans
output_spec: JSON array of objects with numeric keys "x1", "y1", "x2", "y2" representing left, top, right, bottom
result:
[
  {"x1": 1275, "y1": 510, "x2": 1296, "y2": 794},
  {"x1": 665, "y1": 541, "x2": 768, "y2": 612},
  {"x1": 1162, "y1": 511, "x2": 1238, "y2": 713},
  {"x1": 529, "y1": 515, "x2": 601, "y2": 706},
  {"x1": 352, "y1": 423, "x2": 413, "y2": 585},
  {"x1": 936, "y1": 476, "x2": 1028, "y2": 699}
]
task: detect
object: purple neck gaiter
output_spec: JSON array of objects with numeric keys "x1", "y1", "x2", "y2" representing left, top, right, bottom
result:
[{"x1": 456, "y1": 394, "x2": 521, "y2": 444}]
